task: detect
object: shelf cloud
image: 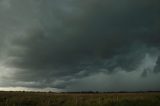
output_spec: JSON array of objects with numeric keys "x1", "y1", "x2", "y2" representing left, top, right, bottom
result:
[{"x1": 0, "y1": 0, "x2": 160, "y2": 92}]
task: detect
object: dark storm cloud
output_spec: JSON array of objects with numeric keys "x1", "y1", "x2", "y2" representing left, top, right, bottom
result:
[
  {"x1": 0, "y1": 0, "x2": 160, "y2": 91},
  {"x1": 154, "y1": 57, "x2": 160, "y2": 73}
]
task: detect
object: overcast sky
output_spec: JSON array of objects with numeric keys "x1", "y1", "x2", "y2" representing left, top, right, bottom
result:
[{"x1": 0, "y1": 0, "x2": 160, "y2": 92}]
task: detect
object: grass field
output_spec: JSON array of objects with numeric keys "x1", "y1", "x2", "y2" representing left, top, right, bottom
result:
[{"x1": 0, "y1": 91, "x2": 160, "y2": 106}]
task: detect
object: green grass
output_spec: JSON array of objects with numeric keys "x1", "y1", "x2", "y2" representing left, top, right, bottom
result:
[{"x1": 0, "y1": 91, "x2": 160, "y2": 106}]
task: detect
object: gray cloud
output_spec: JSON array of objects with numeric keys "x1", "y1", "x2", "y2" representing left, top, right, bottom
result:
[
  {"x1": 154, "y1": 57, "x2": 160, "y2": 73},
  {"x1": 0, "y1": 0, "x2": 160, "y2": 91}
]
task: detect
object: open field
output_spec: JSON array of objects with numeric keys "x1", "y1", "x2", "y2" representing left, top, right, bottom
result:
[{"x1": 0, "y1": 91, "x2": 160, "y2": 106}]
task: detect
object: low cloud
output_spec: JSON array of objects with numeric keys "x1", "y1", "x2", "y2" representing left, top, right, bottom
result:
[{"x1": 0, "y1": 0, "x2": 160, "y2": 91}]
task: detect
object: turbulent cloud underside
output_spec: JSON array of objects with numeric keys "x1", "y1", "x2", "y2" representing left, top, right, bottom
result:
[{"x1": 0, "y1": 0, "x2": 160, "y2": 91}]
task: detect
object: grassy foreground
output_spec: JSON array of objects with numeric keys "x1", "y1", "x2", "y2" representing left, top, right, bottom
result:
[{"x1": 0, "y1": 91, "x2": 160, "y2": 106}]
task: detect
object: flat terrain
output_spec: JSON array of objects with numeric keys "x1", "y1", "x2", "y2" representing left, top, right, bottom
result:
[{"x1": 0, "y1": 91, "x2": 160, "y2": 106}]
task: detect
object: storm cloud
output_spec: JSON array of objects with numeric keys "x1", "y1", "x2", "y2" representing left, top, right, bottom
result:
[{"x1": 0, "y1": 0, "x2": 160, "y2": 91}]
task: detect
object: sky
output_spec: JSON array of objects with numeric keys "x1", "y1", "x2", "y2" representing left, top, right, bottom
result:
[{"x1": 0, "y1": 0, "x2": 160, "y2": 92}]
